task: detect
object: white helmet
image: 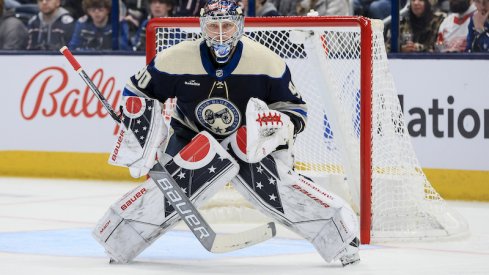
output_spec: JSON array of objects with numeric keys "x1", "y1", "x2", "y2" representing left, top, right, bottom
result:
[{"x1": 200, "y1": 0, "x2": 244, "y2": 64}]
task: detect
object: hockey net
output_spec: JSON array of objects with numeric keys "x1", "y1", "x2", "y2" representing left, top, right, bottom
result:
[{"x1": 146, "y1": 16, "x2": 468, "y2": 244}]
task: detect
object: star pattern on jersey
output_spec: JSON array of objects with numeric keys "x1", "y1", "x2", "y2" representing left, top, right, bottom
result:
[
  {"x1": 163, "y1": 152, "x2": 234, "y2": 217},
  {"x1": 122, "y1": 99, "x2": 154, "y2": 148}
]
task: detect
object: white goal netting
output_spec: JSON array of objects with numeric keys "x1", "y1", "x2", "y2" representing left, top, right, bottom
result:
[{"x1": 148, "y1": 17, "x2": 468, "y2": 243}]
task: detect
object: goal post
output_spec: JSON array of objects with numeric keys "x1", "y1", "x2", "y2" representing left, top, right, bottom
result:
[{"x1": 144, "y1": 16, "x2": 469, "y2": 244}]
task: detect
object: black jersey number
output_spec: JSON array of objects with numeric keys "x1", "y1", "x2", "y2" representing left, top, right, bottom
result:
[{"x1": 135, "y1": 66, "x2": 152, "y2": 89}]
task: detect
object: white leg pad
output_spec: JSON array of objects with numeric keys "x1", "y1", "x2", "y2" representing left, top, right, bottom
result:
[
  {"x1": 93, "y1": 179, "x2": 175, "y2": 263},
  {"x1": 310, "y1": 206, "x2": 359, "y2": 262},
  {"x1": 229, "y1": 149, "x2": 359, "y2": 263},
  {"x1": 93, "y1": 131, "x2": 240, "y2": 263}
]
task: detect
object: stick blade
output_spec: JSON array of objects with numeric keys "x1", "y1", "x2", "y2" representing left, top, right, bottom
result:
[{"x1": 209, "y1": 222, "x2": 276, "y2": 253}]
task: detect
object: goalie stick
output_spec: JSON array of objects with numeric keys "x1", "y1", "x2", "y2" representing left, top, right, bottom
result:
[{"x1": 59, "y1": 46, "x2": 276, "y2": 253}]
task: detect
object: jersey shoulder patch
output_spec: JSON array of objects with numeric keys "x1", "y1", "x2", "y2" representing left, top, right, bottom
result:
[
  {"x1": 234, "y1": 36, "x2": 286, "y2": 78},
  {"x1": 78, "y1": 15, "x2": 88, "y2": 23},
  {"x1": 61, "y1": 15, "x2": 74, "y2": 24}
]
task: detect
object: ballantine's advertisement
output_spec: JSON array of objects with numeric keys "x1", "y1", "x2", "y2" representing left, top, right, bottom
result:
[{"x1": 1, "y1": 55, "x2": 143, "y2": 152}]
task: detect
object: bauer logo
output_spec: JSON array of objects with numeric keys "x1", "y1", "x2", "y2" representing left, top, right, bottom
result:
[
  {"x1": 111, "y1": 129, "x2": 125, "y2": 161},
  {"x1": 292, "y1": 184, "x2": 330, "y2": 208},
  {"x1": 120, "y1": 188, "x2": 147, "y2": 211},
  {"x1": 156, "y1": 178, "x2": 211, "y2": 239},
  {"x1": 195, "y1": 97, "x2": 241, "y2": 136}
]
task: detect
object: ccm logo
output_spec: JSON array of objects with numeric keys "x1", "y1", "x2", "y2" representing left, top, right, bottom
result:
[
  {"x1": 156, "y1": 178, "x2": 210, "y2": 239},
  {"x1": 120, "y1": 188, "x2": 147, "y2": 211},
  {"x1": 111, "y1": 129, "x2": 125, "y2": 161}
]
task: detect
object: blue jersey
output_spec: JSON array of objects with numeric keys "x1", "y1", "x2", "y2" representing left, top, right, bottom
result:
[
  {"x1": 123, "y1": 36, "x2": 307, "y2": 143},
  {"x1": 466, "y1": 17, "x2": 489, "y2": 52},
  {"x1": 68, "y1": 15, "x2": 130, "y2": 51}
]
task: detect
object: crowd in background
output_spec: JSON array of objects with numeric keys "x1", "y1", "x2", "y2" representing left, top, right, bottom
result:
[{"x1": 0, "y1": 0, "x2": 488, "y2": 52}]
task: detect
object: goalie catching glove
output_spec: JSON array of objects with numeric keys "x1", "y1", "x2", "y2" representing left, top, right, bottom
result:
[
  {"x1": 245, "y1": 98, "x2": 294, "y2": 163},
  {"x1": 109, "y1": 96, "x2": 167, "y2": 178}
]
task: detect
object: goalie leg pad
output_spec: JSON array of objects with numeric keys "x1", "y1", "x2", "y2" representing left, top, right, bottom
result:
[
  {"x1": 92, "y1": 179, "x2": 169, "y2": 263},
  {"x1": 226, "y1": 144, "x2": 359, "y2": 263},
  {"x1": 93, "y1": 131, "x2": 239, "y2": 263}
]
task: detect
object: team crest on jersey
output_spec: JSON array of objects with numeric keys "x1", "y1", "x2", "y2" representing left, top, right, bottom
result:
[{"x1": 195, "y1": 98, "x2": 241, "y2": 136}]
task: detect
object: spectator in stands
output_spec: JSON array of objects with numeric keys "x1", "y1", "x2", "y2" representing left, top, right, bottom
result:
[
  {"x1": 5, "y1": 0, "x2": 20, "y2": 10},
  {"x1": 0, "y1": 0, "x2": 28, "y2": 49},
  {"x1": 69, "y1": 0, "x2": 130, "y2": 51},
  {"x1": 271, "y1": 0, "x2": 298, "y2": 15},
  {"x1": 436, "y1": 0, "x2": 451, "y2": 12},
  {"x1": 63, "y1": 0, "x2": 84, "y2": 19},
  {"x1": 123, "y1": 0, "x2": 149, "y2": 39},
  {"x1": 387, "y1": 0, "x2": 445, "y2": 52},
  {"x1": 297, "y1": 0, "x2": 350, "y2": 16},
  {"x1": 26, "y1": 0, "x2": 75, "y2": 50},
  {"x1": 353, "y1": 0, "x2": 391, "y2": 19},
  {"x1": 256, "y1": 0, "x2": 279, "y2": 16},
  {"x1": 132, "y1": 0, "x2": 173, "y2": 51},
  {"x1": 174, "y1": 0, "x2": 203, "y2": 16},
  {"x1": 466, "y1": 0, "x2": 489, "y2": 51},
  {"x1": 436, "y1": 0, "x2": 476, "y2": 52}
]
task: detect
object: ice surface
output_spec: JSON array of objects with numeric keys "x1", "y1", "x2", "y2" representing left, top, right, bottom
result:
[{"x1": 0, "y1": 177, "x2": 487, "y2": 275}]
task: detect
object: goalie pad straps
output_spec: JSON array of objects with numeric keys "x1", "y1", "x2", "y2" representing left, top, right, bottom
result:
[
  {"x1": 224, "y1": 128, "x2": 359, "y2": 263},
  {"x1": 93, "y1": 131, "x2": 239, "y2": 263},
  {"x1": 245, "y1": 98, "x2": 294, "y2": 163},
  {"x1": 108, "y1": 96, "x2": 168, "y2": 178}
]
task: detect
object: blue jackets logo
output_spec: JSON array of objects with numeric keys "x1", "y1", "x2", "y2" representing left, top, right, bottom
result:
[{"x1": 195, "y1": 98, "x2": 241, "y2": 136}]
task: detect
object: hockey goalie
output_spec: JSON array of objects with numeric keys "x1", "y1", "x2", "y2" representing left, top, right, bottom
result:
[{"x1": 92, "y1": 0, "x2": 360, "y2": 267}]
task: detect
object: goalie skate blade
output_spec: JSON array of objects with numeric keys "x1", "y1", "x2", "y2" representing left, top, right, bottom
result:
[{"x1": 210, "y1": 222, "x2": 276, "y2": 253}]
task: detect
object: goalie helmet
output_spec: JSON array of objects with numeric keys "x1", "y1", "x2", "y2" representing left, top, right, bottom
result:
[{"x1": 200, "y1": 0, "x2": 244, "y2": 64}]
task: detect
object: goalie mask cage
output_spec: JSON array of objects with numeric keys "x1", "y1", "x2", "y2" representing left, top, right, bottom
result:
[{"x1": 145, "y1": 16, "x2": 468, "y2": 244}]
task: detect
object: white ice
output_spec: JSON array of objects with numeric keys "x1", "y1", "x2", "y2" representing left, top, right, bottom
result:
[{"x1": 0, "y1": 177, "x2": 488, "y2": 275}]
